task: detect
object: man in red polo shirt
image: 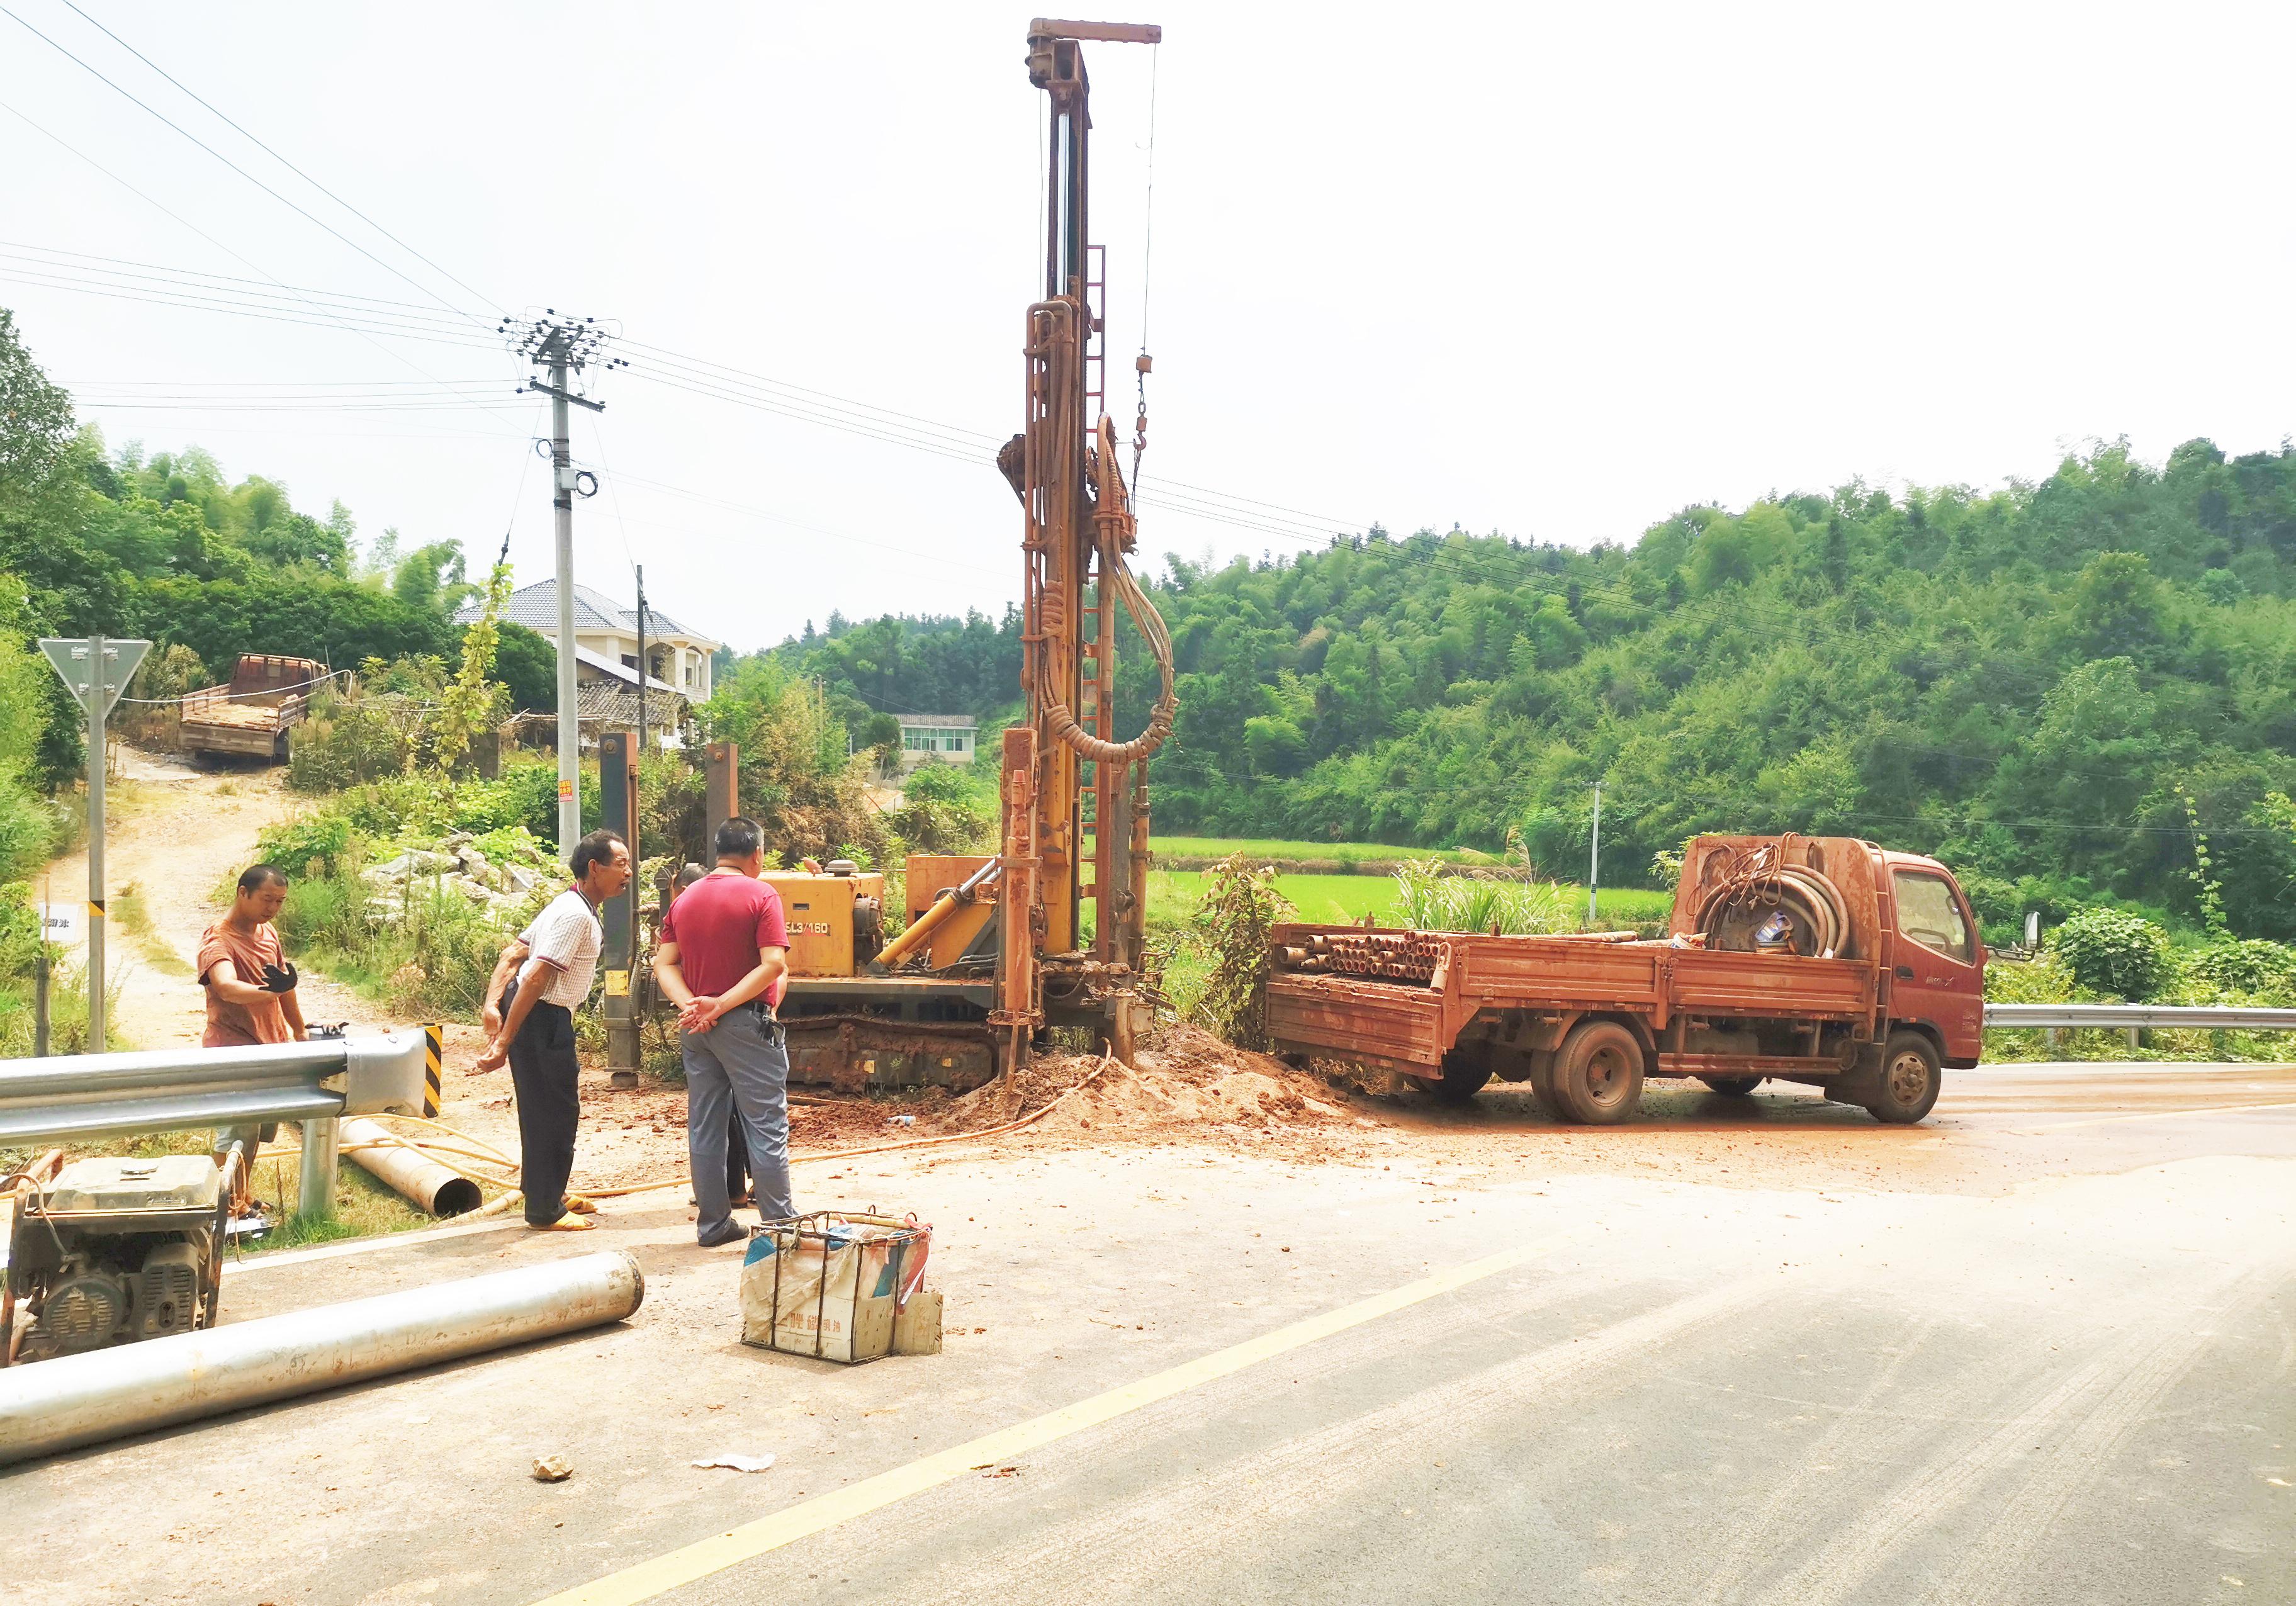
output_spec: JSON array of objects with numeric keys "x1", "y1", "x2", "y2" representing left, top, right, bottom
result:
[{"x1": 653, "y1": 816, "x2": 791, "y2": 1247}]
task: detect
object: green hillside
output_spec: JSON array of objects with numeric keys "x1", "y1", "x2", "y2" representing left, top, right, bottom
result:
[{"x1": 772, "y1": 439, "x2": 2296, "y2": 938}]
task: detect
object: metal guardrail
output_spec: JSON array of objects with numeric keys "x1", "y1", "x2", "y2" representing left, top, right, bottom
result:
[
  {"x1": 0, "y1": 1028, "x2": 431, "y2": 1148},
  {"x1": 1984, "y1": 1003, "x2": 2296, "y2": 1031}
]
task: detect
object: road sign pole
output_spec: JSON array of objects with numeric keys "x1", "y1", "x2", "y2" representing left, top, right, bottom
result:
[
  {"x1": 40, "y1": 635, "x2": 150, "y2": 1055},
  {"x1": 87, "y1": 632, "x2": 107, "y2": 1054}
]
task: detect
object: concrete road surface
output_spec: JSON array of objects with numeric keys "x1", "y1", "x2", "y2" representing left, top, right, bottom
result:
[{"x1": 4, "y1": 1060, "x2": 2291, "y2": 1605}]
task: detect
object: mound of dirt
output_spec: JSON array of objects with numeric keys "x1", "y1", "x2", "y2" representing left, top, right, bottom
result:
[{"x1": 935, "y1": 1023, "x2": 1354, "y2": 1140}]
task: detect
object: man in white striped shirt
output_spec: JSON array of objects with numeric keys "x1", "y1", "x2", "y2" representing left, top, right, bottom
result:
[{"x1": 475, "y1": 829, "x2": 631, "y2": 1231}]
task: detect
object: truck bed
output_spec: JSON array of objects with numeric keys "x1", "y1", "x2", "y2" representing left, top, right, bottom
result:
[
  {"x1": 180, "y1": 698, "x2": 285, "y2": 732},
  {"x1": 1265, "y1": 926, "x2": 1875, "y2": 1074},
  {"x1": 179, "y1": 682, "x2": 309, "y2": 758}
]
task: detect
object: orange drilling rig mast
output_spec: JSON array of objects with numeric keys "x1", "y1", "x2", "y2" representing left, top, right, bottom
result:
[
  {"x1": 758, "y1": 20, "x2": 1173, "y2": 1089},
  {"x1": 994, "y1": 17, "x2": 1174, "y2": 1073}
]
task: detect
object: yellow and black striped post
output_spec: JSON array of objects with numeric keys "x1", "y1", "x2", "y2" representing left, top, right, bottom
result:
[{"x1": 423, "y1": 1023, "x2": 443, "y2": 1118}]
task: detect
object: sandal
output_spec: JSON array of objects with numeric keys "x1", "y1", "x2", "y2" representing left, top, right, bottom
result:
[{"x1": 527, "y1": 1213, "x2": 595, "y2": 1232}]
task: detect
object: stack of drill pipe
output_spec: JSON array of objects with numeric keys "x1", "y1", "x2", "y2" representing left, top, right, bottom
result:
[{"x1": 1326, "y1": 931, "x2": 1436, "y2": 983}]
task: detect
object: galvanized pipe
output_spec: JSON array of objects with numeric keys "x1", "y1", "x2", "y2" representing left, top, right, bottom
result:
[
  {"x1": 338, "y1": 1115, "x2": 482, "y2": 1216},
  {"x1": 0, "y1": 1250, "x2": 645, "y2": 1464}
]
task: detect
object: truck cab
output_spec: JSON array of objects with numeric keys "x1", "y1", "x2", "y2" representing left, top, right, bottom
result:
[{"x1": 1876, "y1": 849, "x2": 1986, "y2": 1068}]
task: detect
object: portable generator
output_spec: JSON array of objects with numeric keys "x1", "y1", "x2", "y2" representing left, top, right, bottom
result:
[{"x1": 2, "y1": 1151, "x2": 235, "y2": 1366}]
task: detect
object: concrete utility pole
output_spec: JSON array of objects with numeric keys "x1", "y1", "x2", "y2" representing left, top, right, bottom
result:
[
  {"x1": 504, "y1": 312, "x2": 622, "y2": 851},
  {"x1": 38, "y1": 635, "x2": 150, "y2": 1053},
  {"x1": 1587, "y1": 783, "x2": 1602, "y2": 928},
  {"x1": 634, "y1": 564, "x2": 648, "y2": 760}
]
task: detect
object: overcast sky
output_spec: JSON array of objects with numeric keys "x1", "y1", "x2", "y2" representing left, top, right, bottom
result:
[{"x1": 4, "y1": 1, "x2": 2290, "y2": 653}]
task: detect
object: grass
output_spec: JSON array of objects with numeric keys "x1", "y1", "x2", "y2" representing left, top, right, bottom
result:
[
  {"x1": 1150, "y1": 835, "x2": 1499, "y2": 870},
  {"x1": 240, "y1": 1141, "x2": 436, "y2": 1252},
  {"x1": 1143, "y1": 869, "x2": 1672, "y2": 929},
  {"x1": 1129, "y1": 868, "x2": 1676, "y2": 1022},
  {"x1": 111, "y1": 881, "x2": 191, "y2": 976}
]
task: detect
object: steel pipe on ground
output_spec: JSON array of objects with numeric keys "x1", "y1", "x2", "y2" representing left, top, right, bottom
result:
[
  {"x1": 0, "y1": 1250, "x2": 644, "y2": 1464},
  {"x1": 338, "y1": 1115, "x2": 483, "y2": 1216}
]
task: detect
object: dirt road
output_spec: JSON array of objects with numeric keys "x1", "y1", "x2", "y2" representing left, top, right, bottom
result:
[{"x1": 39, "y1": 753, "x2": 384, "y2": 1053}]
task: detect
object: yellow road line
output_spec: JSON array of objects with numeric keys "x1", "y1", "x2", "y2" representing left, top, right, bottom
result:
[
  {"x1": 532, "y1": 1233, "x2": 1570, "y2": 1606},
  {"x1": 2008, "y1": 1099, "x2": 2296, "y2": 1134}
]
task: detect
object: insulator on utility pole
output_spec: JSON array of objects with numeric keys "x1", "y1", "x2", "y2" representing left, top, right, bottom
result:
[{"x1": 504, "y1": 315, "x2": 613, "y2": 853}]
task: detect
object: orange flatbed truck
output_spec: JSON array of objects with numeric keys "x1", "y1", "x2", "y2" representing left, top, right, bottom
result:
[{"x1": 1264, "y1": 834, "x2": 1986, "y2": 1125}]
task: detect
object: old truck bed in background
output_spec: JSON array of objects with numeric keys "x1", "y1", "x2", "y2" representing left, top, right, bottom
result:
[{"x1": 179, "y1": 654, "x2": 327, "y2": 761}]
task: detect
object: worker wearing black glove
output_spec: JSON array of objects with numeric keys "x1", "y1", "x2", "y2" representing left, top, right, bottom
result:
[{"x1": 197, "y1": 864, "x2": 310, "y2": 1211}]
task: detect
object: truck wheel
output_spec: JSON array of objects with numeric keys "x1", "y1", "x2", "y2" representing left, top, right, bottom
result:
[
  {"x1": 1699, "y1": 1075, "x2": 1763, "y2": 1097},
  {"x1": 1432, "y1": 1051, "x2": 1492, "y2": 1105},
  {"x1": 1867, "y1": 1031, "x2": 1942, "y2": 1124},
  {"x1": 1551, "y1": 1021, "x2": 1645, "y2": 1125}
]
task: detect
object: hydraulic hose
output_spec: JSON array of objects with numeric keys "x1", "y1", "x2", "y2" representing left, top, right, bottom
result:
[{"x1": 1037, "y1": 547, "x2": 1176, "y2": 763}]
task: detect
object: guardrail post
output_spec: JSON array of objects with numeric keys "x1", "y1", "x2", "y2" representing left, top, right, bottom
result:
[{"x1": 297, "y1": 1116, "x2": 339, "y2": 1221}]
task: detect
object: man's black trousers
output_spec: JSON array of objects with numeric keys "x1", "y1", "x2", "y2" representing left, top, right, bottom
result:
[{"x1": 502, "y1": 980, "x2": 580, "y2": 1227}]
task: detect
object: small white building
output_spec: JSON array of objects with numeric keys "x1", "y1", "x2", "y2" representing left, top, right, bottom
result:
[
  {"x1": 898, "y1": 714, "x2": 978, "y2": 766},
  {"x1": 461, "y1": 578, "x2": 722, "y2": 703}
]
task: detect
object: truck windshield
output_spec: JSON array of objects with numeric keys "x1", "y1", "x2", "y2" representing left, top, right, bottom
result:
[{"x1": 1892, "y1": 872, "x2": 1972, "y2": 963}]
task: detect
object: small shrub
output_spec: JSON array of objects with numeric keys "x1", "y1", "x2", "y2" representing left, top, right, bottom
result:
[
  {"x1": 0, "y1": 783, "x2": 59, "y2": 882},
  {"x1": 2051, "y1": 907, "x2": 2171, "y2": 1001},
  {"x1": 884, "y1": 766, "x2": 994, "y2": 855},
  {"x1": 257, "y1": 812, "x2": 361, "y2": 879},
  {"x1": 2178, "y1": 938, "x2": 2296, "y2": 1000},
  {"x1": 1190, "y1": 855, "x2": 1295, "y2": 1050}
]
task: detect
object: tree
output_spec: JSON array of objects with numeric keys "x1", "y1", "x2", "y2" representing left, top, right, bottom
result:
[
  {"x1": 493, "y1": 623, "x2": 558, "y2": 711},
  {"x1": 434, "y1": 562, "x2": 515, "y2": 775}
]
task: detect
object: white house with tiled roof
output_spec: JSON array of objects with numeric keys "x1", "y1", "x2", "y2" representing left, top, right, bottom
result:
[
  {"x1": 458, "y1": 578, "x2": 722, "y2": 702},
  {"x1": 898, "y1": 713, "x2": 977, "y2": 766}
]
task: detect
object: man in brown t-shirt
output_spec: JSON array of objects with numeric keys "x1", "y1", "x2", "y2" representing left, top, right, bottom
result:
[
  {"x1": 199, "y1": 865, "x2": 307, "y2": 1203},
  {"x1": 198, "y1": 865, "x2": 307, "y2": 1047}
]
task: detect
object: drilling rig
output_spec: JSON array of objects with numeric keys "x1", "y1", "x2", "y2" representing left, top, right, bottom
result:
[{"x1": 759, "y1": 18, "x2": 1173, "y2": 1088}]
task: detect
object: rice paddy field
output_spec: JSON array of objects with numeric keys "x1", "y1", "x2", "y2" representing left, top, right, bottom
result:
[
  {"x1": 1140, "y1": 865, "x2": 1675, "y2": 929},
  {"x1": 1148, "y1": 835, "x2": 1500, "y2": 870}
]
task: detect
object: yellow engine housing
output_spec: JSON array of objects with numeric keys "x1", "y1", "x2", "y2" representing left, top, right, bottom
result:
[{"x1": 763, "y1": 870, "x2": 886, "y2": 978}]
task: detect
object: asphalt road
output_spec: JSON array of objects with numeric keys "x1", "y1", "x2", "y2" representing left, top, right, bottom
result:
[{"x1": 4, "y1": 1060, "x2": 2291, "y2": 1605}]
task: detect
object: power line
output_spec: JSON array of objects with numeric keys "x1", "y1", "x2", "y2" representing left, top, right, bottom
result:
[
  {"x1": 3, "y1": 3, "x2": 496, "y2": 328},
  {"x1": 0, "y1": 242, "x2": 490, "y2": 327},
  {"x1": 0, "y1": 253, "x2": 497, "y2": 345},
  {"x1": 0, "y1": 108, "x2": 517, "y2": 412},
  {"x1": 0, "y1": 268, "x2": 500, "y2": 351},
  {"x1": 53, "y1": 0, "x2": 502, "y2": 320}
]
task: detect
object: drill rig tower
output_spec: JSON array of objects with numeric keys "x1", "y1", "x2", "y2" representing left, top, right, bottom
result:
[
  {"x1": 751, "y1": 20, "x2": 1171, "y2": 1089},
  {"x1": 994, "y1": 18, "x2": 1174, "y2": 1074}
]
